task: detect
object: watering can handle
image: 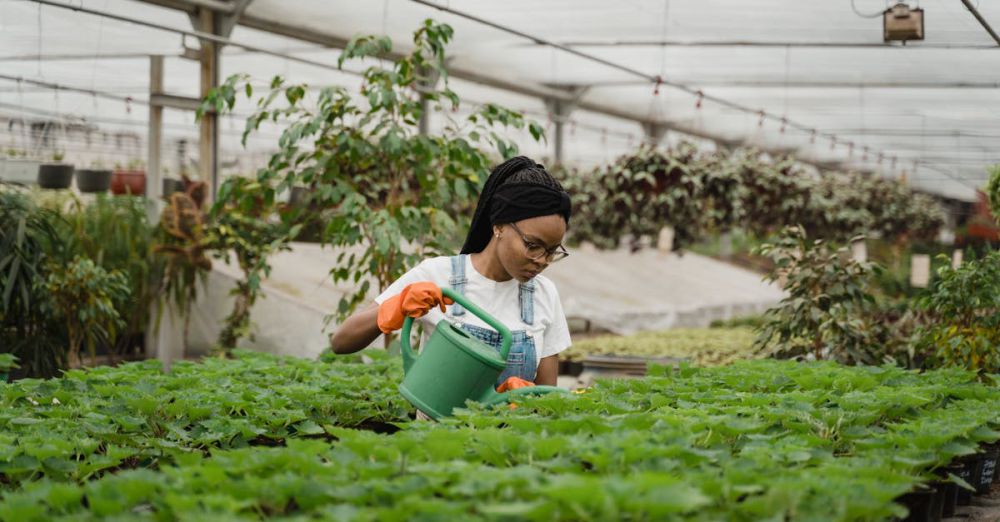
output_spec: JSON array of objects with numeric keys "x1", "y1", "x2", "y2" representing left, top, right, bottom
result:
[{"x1": 399, "y1": 286, "x2": 514, "y2": 372}]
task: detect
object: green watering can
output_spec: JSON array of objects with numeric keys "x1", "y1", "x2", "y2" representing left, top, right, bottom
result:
[{"x1": 399, "y1": 287, "x2": 564, "y2": 420}]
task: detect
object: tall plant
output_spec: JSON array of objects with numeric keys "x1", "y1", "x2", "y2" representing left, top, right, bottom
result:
[
  {"x1": 153, "y1": 184, "x2": 212, "y2": 351},
  {"x1": 201, "y1": 19, "x2": 543, "y2": 322},
  {"x1": 986, "y1": 163, "x2": 1000, "y2": 225},
  {"x1": 916, "y1": 250, "x2": 1000, "y2": 376},
  {"x1": 39, "y1": 256, "x2": 130, "y2": 368},
  {"x1": 207, "y1": 177, "x2": 298, "y2": 352},
  {"x1": 753, "y1": 226, "x2": 887, "y2": 364},
  {"x1": 0, "y1": 191, "x2": 66, "y2": 377},
  {"x1": 56, "y1": 195, "x2": 157, "y2": 361}
]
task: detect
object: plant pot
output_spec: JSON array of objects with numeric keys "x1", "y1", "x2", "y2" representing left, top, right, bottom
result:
[
  {"x1": 37, "y1": 163, "x2": 74, "y2": 189},
  {"x1": 111, "y1": 169, "x2": 146, "y2": 195},
  {"x1": 898, "y1": 487, "x2": 939, "y2": 522},
  {"x1": 938, "y1": 462, "x2": 964, "y2": 517},
  {"x1": 956, "y1": 454, "x2": 982, "y2": 506},
  {"x1": 2, "y1": 158, "x2": 43, "y2": 185},
  {"x1": 977, "y1": 444, "x2": 999, "y2": 494},
  {"x1": 289, "y1": 185, "x2": 311, "y2": 206},
  {"x1": 162, "y1": 177, "x2": 185, "y2": 197},
  {"x1": 74, "y1": 168, "x2": 112, "y2": 193},
  {"x1": 558, "y1": 359, "x2": 585, "y2": 377}
]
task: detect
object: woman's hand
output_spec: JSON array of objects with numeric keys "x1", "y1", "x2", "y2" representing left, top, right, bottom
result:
[{"x1": 376, "y1": 282, "x2": 454, "y2": 333}]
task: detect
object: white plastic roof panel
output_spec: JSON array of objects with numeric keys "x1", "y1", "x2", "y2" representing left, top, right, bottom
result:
[{"x1": 2, "y1": 0, "x2": 998, "y2": 201}]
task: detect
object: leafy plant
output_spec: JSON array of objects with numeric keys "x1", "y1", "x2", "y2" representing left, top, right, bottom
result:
[
  {"x1": 987, "y1": 163, "x2": 1000, "y2": 225},
  {"x1": 917, "y1": 250, "x2": 1000, "y2": 376},
  {"x1": 753, "y1": 226, "x2": 888, "y2": 364},
  {"x1": 563, "y1": 144, "x2": 945, "y2": 253},
  {"x1": 0, "y1": 190, "x2": 66, "y2": 377},
  {"x1": 55, "y1": 195, "x2": 157, "y2": 362},
  {"x1": 206, "y1": 177, "x2": 299, "y2": 353},
  {"x1": 0, "y1": 353, "x2": 18, "y2": 375},
  {"x1": 2, "y1": 357, "x2": 999, "y2": 521},
  {"x1": 40, "y1": 256, "x2": 130, "y2": 368},
  {"x1": 200, "y1": 19, "x2": 544, "y2": 326},
  {"x1": 561, "y1": 143, "x2": 708, "y2": 251},
  {"x1": 153, "y1": 184, "x2": 212, "y2": 351}
]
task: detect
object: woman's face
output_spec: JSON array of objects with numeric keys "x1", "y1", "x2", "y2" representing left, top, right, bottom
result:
[{"x1": 493, "y1": 214, "x2": 568, "y2": 282}]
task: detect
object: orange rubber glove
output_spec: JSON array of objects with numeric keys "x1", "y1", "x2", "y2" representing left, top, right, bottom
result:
[
  {"x1": 496, "y1": 376, "x2": 535, "y2": 393},
  {"x1": 377, "y1": 282, "x2": 454, "y2": 334}
]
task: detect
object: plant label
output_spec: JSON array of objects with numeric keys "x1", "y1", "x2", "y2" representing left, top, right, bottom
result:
[
  {"x1": 851, "y1": 240, "x2": 867, "y2": 263},
  {"x1": 910, "y1": 254, "x2": 930, "y2": 288}
]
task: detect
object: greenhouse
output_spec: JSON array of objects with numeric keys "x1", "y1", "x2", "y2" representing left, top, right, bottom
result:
[{"x1": 2, "y1": 0, "x2": 1000, "y2": 520}]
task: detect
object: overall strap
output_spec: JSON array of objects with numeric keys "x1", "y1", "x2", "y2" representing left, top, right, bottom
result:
[
  {"x1": 518, "y1": 279, "x2": 535, "y2": 325},
  {"x1": 448, "y1": 254, "x2": 468, "y2": 317}
]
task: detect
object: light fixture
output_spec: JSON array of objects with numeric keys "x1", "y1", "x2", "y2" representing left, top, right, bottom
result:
[{"x1": 884, "y1": 3, "x2": 925, "y2": 43}]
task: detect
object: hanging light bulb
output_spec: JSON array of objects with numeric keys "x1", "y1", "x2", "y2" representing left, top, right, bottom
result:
[
  {"x1": 757, "y1": 110, "x2": 765, "y2": 128},
  {"x1": 695, "y1": 90, "x2": 704, "y2": 109},
  {"x1": 653, "y1": 75, "x2": 663, "y2": 96}
]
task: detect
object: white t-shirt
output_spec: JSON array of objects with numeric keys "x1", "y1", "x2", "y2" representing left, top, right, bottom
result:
[{"x1": 374, "y1": 255, "x2": 572, "y2": 364}]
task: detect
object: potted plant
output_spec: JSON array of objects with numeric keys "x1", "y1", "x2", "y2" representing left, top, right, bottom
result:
[
  {"x1": 37, "y1": 151, "x2": 75, "y2": 190},
  {"x1": 75, "y1": 159, "x2": 113, "y2": 193},
  {"x1": 162, "y1": 167, "x2": 185, "y2": 197},
  {"x1": 40, "y1": 256, "x2": 130, "y2": 368},
  {"x1": 111, "y1": 159, "x2": 146, "y2": 196},
  {"x1": 4, "y1": 149, "x2": 44, "y2": 186}
]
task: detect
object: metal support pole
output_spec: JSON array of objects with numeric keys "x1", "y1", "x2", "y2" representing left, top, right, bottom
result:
[
  {"x1": 417, "y1": 66, "x2": 442, "y2": 136},
  {"x1": 197, "y1": 8, "x2": 220, "y2": 199},
  {"x1": 544, "y1": 86, "x2": 587, "y2": 165},
  {"x1": 147, "y1": 55, "x2": 164, "y2": 211},
  {"x1": 547, "y1": 99, "x2": 568, "y2": 165}
]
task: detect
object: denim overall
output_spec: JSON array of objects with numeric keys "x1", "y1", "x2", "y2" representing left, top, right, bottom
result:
[{"x1": 448, "y1": 254, "x2": 537, "y2": 386}]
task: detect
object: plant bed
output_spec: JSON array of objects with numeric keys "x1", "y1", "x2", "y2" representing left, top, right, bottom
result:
[
  {"x1": 561, "y1": 327, "x2": 758, "y2": 367},
  {"x1": 581, "y1": 353, "x2": 684, "y2": 378},
  {"x1": 1, "y1": 356, "x2": 1000, "y2": 520}
]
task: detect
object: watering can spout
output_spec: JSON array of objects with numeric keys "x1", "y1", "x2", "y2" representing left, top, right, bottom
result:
[{"x1": 480, "y1": 385, "x2": 565, "y2": 407}]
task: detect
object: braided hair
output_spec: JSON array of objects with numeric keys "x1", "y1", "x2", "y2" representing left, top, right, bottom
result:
[{"x1": 461, "y1": 156, "x2": 572, "y2": 254}]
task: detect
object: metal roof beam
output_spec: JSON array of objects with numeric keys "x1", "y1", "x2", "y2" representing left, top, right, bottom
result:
[{"x1": 517, "y1": 40, "x2": 999, "y2": 50}]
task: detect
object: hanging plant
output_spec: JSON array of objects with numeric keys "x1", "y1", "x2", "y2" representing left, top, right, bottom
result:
[{"x1": 564, "y1": 143, "x2": 709, "y2": 251}]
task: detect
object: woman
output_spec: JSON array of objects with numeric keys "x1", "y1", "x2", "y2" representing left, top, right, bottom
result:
[{"x1": 330, "y1": 156, "x2": 573, "y2": 387}]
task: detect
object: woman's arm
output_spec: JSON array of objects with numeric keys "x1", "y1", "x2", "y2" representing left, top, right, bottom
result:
[
  {"x1": 535, "y1": 355, "x2": 559, "y2": 386},
  {"x1": 329, "y1": 302, "x2": 382, "y2": 354}
]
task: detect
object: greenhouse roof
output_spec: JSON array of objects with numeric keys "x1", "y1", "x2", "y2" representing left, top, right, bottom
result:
[{"x1": 2, "y1": 0, "x2": 998, "y2": 201}]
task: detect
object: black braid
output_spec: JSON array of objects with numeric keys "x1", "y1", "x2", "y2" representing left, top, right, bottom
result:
[{"x1": 461, "y1": 156, "x2": 570, "y2": 254}]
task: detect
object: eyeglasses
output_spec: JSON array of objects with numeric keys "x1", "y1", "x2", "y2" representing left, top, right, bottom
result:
[{"x1": 508, "y1": 223, "x2": 569, "y2": 263}]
